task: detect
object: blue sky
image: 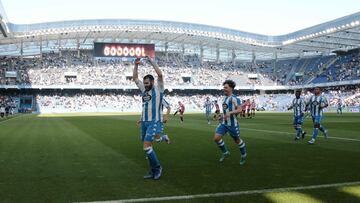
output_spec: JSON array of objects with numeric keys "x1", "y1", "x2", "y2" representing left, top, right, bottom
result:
[{"x1": 1, "y1": 0, "x2": 359, "y2": 35}]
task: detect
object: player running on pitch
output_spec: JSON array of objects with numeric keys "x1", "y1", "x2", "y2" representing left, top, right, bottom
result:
[
  {"x1": 250, "y1": 100, "x2": 256, "y2": 118},
  {"x1": 213, "y1": 80, "x2": 247, "y2": 165},
  {"x1": 204, "y1": 97, "x2": 214, "y2": 124},
  {"x1": 288, "y1": 90, "x2": 307, "y2": 140},
  {"x1": 306, "y1": 87, "x2": 329, "y2": 144},
  {"x1": 133, "y1": 56, "x2": 164, "y2": 180},
  {"x1": 337, "y1": 99, "x2": 343, "y2": 115},
  {"x1": 213, "y1": 100, "x2": 221, "y2": 122},
  {"x1": 174, "y1": 101, "x2": 185, "y2": 123}
]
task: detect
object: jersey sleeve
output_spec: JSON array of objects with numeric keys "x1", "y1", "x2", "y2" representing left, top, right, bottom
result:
[
  {"x1": 301, "y1": 99, "x2": 306, "y2": 112},
  {"x1": 305, "y1": 96, "x2": 312, "y2": 107},
  {"x1": 233, "y1": 97, "x2": 241, "y2": 108},
  {"x1": 134, "y1": 79, "x2": 145, "y2": 93},
  {"x1": 322, "y1": 96, "x2": 329, "y2": 106},
  {"x1": 289, "y1": 99, "x2": 294, "y2": 108}
]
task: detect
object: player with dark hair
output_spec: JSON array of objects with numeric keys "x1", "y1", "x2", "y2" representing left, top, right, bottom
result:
[
  {"x1": 241, "y1": 100, "x2": 246, "y2": 118},
  {"x1": 204, "y1": 97, "x2": 214, "y2": 124},
  {"x1": 174, "y1": 101, "x2": 185, "y2": 123},
  {"x1": 337, "y1": 99, "x2": 343, "y2": 115},
  {"x1": 306, "y1": 87, "x2": 329, "y2": 144},
  {"x1": 288, "y1": 90, "x2": 307, "y2": 140},
  {"x1": 250, "y1": 100, "x2": 256, "y2": 117},
  {"x1": 213, "y1": 80, "x2": 247, "y2": 165},
  {"x1": 133, "y1": 56, "x2": 164, "y2": 180},
  {"x1": 213, "y1": 100, "x2": 221, "y2": 122},
  {"x1": 246, "y1": 99, "x2": 251, "y2": 118}
]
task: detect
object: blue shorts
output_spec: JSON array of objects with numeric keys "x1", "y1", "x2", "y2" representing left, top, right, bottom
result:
[
  {"x1": 293, "y1": 115, "x2": 304, "y2": 125},
  {"x1": 141, "y1": 121, "x2": 162, "y2": 142},
  {"x1": 312, "y1": 116, "x2": 323, "y2": 125},
  {"x1": 215, "y1": 124, "x2": 240, "y2": 141}
]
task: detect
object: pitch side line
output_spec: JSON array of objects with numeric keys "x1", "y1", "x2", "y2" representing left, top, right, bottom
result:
[{"x1": 80, "y1": 181, "x2": 360, "y2": 203}]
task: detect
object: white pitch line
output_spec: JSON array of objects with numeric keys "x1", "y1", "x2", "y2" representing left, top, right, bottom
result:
[
  {"x1": 210, "y1": 125, "x2": 360, "y2": 142},
  {"x1": 240, "y1": 127, "x2": 360, "y2": 142},
  {"x1": 0, "y1": 115, "x2": 24, "y2": 125},
  {"x1": 80, "y1": 181, "x2": 360, "y2": 203}
]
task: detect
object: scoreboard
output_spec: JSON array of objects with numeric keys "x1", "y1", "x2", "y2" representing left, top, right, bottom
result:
[{"x1": 93, "y1": 42, "x2": 155, "y2": 58}]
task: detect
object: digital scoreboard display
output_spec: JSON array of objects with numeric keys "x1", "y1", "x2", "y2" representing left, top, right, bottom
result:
[{"x1": 93, "y1": 43, "x2": 155, "y2": 58}]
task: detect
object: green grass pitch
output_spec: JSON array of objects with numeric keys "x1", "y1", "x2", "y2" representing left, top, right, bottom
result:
[{"x1": 0, "y1": 112, "x2": 359, "y2": 203}]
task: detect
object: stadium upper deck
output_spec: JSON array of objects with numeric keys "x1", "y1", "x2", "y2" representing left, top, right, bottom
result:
[{"x1": 0, "y1": 1, "x2": 359, "y2": 60}]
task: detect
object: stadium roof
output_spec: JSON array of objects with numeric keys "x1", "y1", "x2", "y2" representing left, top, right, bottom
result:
[{"x1": 0, "y1": 2, "x2": 359, "y2": 60}]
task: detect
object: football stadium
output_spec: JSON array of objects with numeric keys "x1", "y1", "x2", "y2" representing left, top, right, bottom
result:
[{"x1": 0, "y1": 0, "x2": 360, "y2": 202}]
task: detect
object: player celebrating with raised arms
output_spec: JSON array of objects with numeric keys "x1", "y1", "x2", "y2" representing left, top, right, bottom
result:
[
  {"x1": 133, "y1": 56, "x2": 164, "y2": 180},
  {"x1": 213, "y1": 80, "x2": 247, "y2": 165},
  {"x1": 288, "y1": 90, "x2": 307, "y2": 140},
  {"x1": 306, "y1": 87, "x2": 329, "y2": 144}
]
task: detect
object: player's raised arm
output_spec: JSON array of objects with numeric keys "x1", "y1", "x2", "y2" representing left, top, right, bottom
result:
[
  {"x1": 133, "y1": 58, "x2": 145, "y2": 92},
  {"x1": 145, "y1": 56, "x2": 164, "y2": 90},
  {"x1": 133, "y1": 58, "x2": 140, "y2": 81}
]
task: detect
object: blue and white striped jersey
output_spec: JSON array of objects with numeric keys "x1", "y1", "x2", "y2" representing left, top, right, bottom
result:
[
  {"x1": 204, "y1": 100, "x2": 213, "y2": 112},
  {"x1": 222, "y1": 95, "x2": 242, "y2": 127},
  {"x1": 307, "y1": 95, "x2": 328, "y2": 117},
  {"x1": 135, "y1": 79, "x2": 164, "y2": 122},
  {"x1": 291, "y1": 97, "x2": 306, "y2": 116}
]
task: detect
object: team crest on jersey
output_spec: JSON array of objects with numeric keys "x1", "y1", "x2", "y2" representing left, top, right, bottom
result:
[
  {"x1": 142, "y1": 94, "x2": 152, "y2": 102},
  {"x1": 222, "y1": 103, "x2": 228, "y2": 110},
  {"x1": 312, "y1": 101, "x2": 319, "y2": 106}
]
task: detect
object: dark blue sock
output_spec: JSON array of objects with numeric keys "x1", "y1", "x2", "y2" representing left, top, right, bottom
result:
[
  {"x1": 216, "y1": 139, "x2": 228, "y2": 153},
  {"x1": 144, "y1": 147, "x2": 161, "y2": 170},
  {"x1": 312, "y1": 128, "x2": 319, "y2": 139},
  {"x1": 238, "y1": 140, "x2": 247, "y2": 157}
]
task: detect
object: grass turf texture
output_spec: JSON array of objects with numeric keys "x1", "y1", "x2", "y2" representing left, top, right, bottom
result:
[{"x1": 0, "y1": 113, "x2": 359, "y2": 203}]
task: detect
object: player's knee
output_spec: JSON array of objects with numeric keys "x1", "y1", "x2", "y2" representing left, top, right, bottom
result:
[
  {"x1": 143, "y1": 141, "x2": 152, "y2": 148},
  {"x1": 214, "y1": 134, "x2": 222, "y2": 142}
]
